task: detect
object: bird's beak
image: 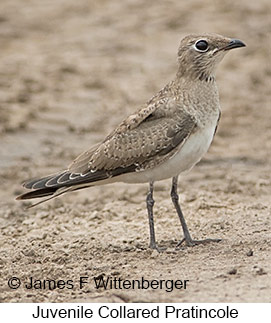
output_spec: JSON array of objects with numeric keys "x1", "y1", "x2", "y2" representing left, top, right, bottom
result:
[{"x1": 223, "y1": 39, "x2": 246, "y2": 51}]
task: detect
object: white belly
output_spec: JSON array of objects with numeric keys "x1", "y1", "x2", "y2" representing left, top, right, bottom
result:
[{"x1": 119, "y1": 117, "x2": 218, "y2": 184}]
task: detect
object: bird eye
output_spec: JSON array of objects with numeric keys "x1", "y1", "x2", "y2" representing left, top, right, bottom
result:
[{"x1": 195, "y1": 40, "x2": 209, "y2": 52}]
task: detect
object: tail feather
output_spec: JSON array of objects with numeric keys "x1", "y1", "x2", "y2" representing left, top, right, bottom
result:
[
  {"x1": 16, "y1": 186, "x2": 73, "y2": 209},
  {"x1": 16, "y1": 186, "x2": 58, "y2": 200},
  {"x1": 16, "y1": 164, "x2": 136, "y2": 207},
  {"x1": 16, "y1": 181, "x2": 93, "y2": 208}
]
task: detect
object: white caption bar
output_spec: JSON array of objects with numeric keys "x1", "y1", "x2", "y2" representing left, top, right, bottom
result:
[{"x1": 1, "y1": 303, "x2": 270, "y2": 322}]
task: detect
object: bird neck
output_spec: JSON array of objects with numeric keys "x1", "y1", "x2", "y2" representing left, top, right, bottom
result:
[
  {"x1": 176, "y1": 67, "x2": 215, "y2": 83},
  {"x1": 176, "y1": 64, "x2": 215, "y2": 82}
]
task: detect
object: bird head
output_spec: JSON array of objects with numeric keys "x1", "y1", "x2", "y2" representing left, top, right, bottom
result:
[{"x1": 177, "y1": 33, "x2": 246, "y2": 81}]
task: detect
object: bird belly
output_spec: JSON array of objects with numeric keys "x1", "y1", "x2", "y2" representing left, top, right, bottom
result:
[{"x1": 119, "y1": 118, "x2": 218, "y2": 183}]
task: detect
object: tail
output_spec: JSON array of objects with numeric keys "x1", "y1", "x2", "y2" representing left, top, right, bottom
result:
[
  {"x1": 16, "y1": 186, "x2": 59, "y2": 200},
  {"x1": 16, "y1": 186, "x2": 72, "y2": 209},
  {"x1": 16, "y1": 170, "x2": 92, "y2": 208},
  {"x1": 16, "y1": 164, "x2": 135, "y2": 208}
]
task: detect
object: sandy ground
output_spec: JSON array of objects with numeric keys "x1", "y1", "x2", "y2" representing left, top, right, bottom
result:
[{"x1": 0, "y1": 0, "x2": 271, "y2": 303}]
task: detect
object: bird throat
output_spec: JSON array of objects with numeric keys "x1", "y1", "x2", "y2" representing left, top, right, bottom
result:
[{"x1": 198, "y1": 72, "x2": 215, "y2": 83}]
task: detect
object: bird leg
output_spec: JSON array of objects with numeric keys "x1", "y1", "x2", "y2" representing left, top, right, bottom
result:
[
  {"x1": 146, "y1": 181, "x2": 157, "y2": 249},
  {"x1": 171, "y1": 176, "x2": 221, "y2": 248},
  {"x1": 146, "y1": 181, "x2": 163, "y2": 251}
]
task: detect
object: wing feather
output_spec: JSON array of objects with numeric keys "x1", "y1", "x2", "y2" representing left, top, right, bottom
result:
[
  {"x1": 18, "y1": 87, "x2": 197, "y2": 202},
  {"x1": 69, "y1": 111, "x2": 197, "y2": 175}
]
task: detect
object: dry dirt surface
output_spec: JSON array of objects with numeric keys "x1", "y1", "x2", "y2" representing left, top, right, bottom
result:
[{"x1": 0, "y1": 0, "x2": 271, "y2": 303}]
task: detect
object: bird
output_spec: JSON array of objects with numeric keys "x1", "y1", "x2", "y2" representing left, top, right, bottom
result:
[{"x1": 16, "y1": 33, "x2": 246, "y2": 251}]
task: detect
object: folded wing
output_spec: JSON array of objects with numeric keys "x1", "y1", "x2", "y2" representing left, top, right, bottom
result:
[{"x1": 17, "y1": 103, "x2": 197, "y2": 202}]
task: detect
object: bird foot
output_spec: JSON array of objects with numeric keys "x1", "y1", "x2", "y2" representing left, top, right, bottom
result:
[
  {"x1": 149, "y1": 243, "x2": 167, "y2": 253},
  {"x1": 176, "y1": 237, "x2": 221, "y2": 248}
]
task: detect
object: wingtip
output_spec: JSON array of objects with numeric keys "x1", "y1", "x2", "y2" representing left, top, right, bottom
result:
[
  {"x1": 15, "y1": 193, "x2": 25, "y2": 200},
  {"x1": 16, "y1": 192, "x2": 32, "y2": 200}
]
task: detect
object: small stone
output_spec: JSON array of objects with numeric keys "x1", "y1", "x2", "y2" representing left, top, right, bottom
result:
[
  {"x1": 111, "y1": 271, "x2": 121, "y2": 276},
  {"x1": 246, "y1": 249, "x2": 253, "y2": 257},
  {"x1": 22, "y1": 249, "x2": 36, "y2": 257},
  {"x1": 228, "y1": 268, "x2": 237, "y2": 275},
  {"x1": 255, "y1": 267, "x2": 267, "y2": 275}
]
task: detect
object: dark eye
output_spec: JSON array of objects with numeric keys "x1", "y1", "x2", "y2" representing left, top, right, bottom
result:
[{"x1": 195, "y1": 40, "x2": 209, "y2": 52}]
